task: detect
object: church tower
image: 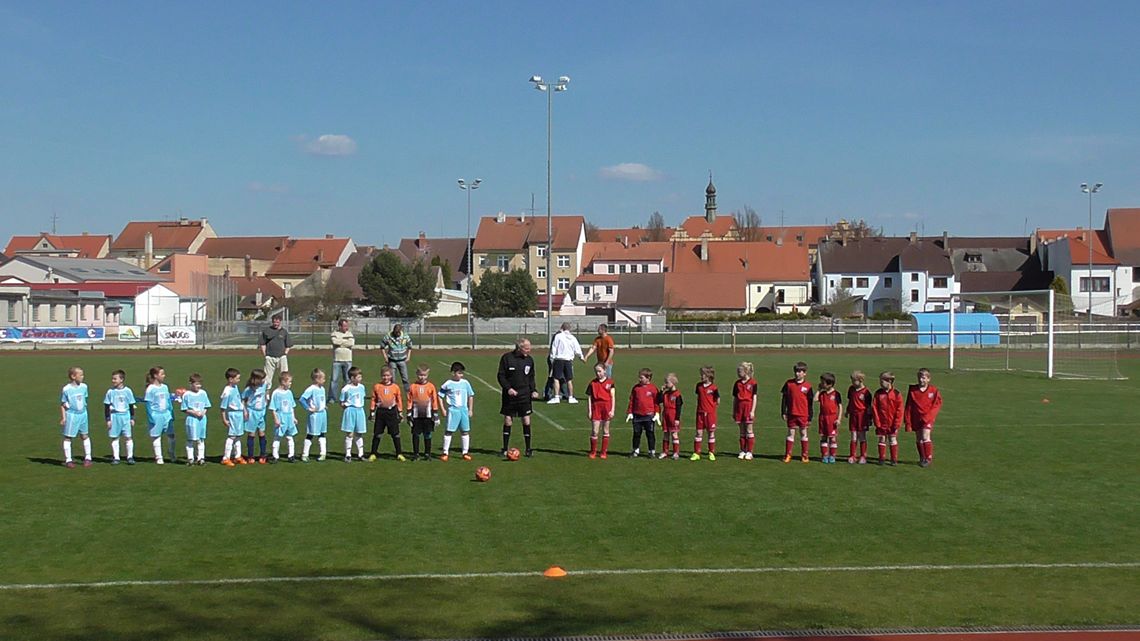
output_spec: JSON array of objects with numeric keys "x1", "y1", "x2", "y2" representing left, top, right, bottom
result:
[{"x1": 704, "y1": 173, "x2": 717, "y2": 222}]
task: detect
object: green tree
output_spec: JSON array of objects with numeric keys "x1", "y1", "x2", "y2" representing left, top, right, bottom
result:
[
  {"x1": 1051, "y1": 275, "x2": 1076, "y2": 316},
  {"x1": 471, "y1": 269, "x2": 538, "y2": 318},
  {"x1": 429, "y1": 255, "x2": 453, "y2": 288},
  {"x1": 358, "y1": 252, "x2": 440, "y2": 318}
]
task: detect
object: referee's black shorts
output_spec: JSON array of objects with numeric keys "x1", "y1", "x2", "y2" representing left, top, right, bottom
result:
[{"x1": 500, "y1": 394, "x2": 533, "y2": 417}]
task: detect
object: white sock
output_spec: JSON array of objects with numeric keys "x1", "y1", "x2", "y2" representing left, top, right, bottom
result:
[
  {"x1": 185, "y1": 444, "x2": 195, "y2": 460},
  {"x1": 344, "y1": 436, "x2": 352, "y2": 456},
  {"x1": 111, "y1": 438, "x2": 120, "y2": 460},
  {"x1": 287, "y1": 437, "x2": 295, "y2": 457},
  {"x1": 196, "y1": 440, "x2": 205, "y2": 461},
  {"x1": 152, "y1": 437, "x2": 163, "y2": 462},
  {"x1": 302, "y1": 438, "x2": 311, "y2": 458},
  {"x1": 355, "y1": 437, "x2": 364, "y2": 458},
  {"x1": 126, "y1": 439, "x2": 134, "y2": 458},
  {"x1": 82, "y1": 437, "x2": 92, "y2": 460},
  {"x1": 273, "y1": 440, "x2": 281, "y2": 458},
  {"x1": 442, "y1": 433, "x2": 452, "y2": 455},
  {"x1": 319, "y1": 437, "x2": 327, "y2": 457},
  {"x1": 461, "y1": 433, "x2": 470, "y2": 454},
  {"x1": 63, "y1": 440, "x2": 73, "y2": 462},
  {"x1": 233, "y1": 440, "x2": 241, "y2": 459}
]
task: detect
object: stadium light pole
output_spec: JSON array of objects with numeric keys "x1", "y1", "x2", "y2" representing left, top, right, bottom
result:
[
  {"x1": 530, "y1": 74, "x2": 570, "y2": 339},
  {"x1": 458, "y1": 178, "x2": 482, "y2": 349},
  {"x1": 1080, "y1": 182, "x2": 1103, "y2": 321}
]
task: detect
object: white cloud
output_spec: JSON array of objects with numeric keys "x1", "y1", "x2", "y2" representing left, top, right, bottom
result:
[
  {"x1": 599, "y1": 162, "x2": 663, "y2": 182},
  {"x1": 247, "y1": 181, "x2": 289, "y2": 194},
  {"x1": 301, "y1": 134, "x2": 358, "y2": 156}
]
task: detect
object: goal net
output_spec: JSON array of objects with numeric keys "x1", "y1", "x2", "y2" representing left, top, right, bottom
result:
[{"x1": 949, "y1": 289, "x2": 1125, "y2": 380}]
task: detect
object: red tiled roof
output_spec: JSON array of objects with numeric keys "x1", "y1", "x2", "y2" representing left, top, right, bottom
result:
[
  {"x1": 573, "y1": 273, "x2": 622, "y2": 283},
  {"x1": 753, "y1": 225, "x2": 832, "y2": 245},
  {"x1": 1105, "y1": 208, "x2": 1140, "y2": 266},
  {"x1": 669, "y1": 241, "x2": 811, "y2": 281},
  {"x1": 678, "y1": 215, "x2": 737, "y2": 239},
  {"x1": 1064, "y1": 237, "x2": 1119, "y2": 266},
  {"x1": 111, "y1": 220, "x2": 210, "y2": 252},
  {"x1": 197, "y1": 236, "x2": 287, "y2": 260},
  {"x1": 230, "y1": 275, "x2": 285, "y2": 300},
  {"x1": 581, "y1": 241, "x2": 671, "y2": 265},
  {"x1": 593, "y1": 227, "x2": 674, "y2": 243},
  {"x1": 536, "y1": 293, "x2": 567, "y2": 309},
  {"x1": 1036, "y1": 228, "x2": 1111, "y2": 257},
  {"x1": 664, "y1": 272, "x2": 746, "y2": 310},
  {"x1": 473, "y1": 215, "x2": 584, "y2": 251},
  {"x1": 267, "y1": 238, "x2": 353, "y2": 276},
  {"x1": 5, "y1": 233, "x2": 111, "y2": 258}
]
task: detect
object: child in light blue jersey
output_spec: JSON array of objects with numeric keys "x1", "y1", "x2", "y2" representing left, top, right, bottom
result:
[
  {"x1": 181, "y1": 373, "x2": 211, "y2": 465},
  {"x1": 219, "y1": 368, "x2": 246, "y2": 466},
  {"x1": 242, "y1": 368, "x2": 269, "y2": 464},
  {"x1": 103, "y1": 369, "x2": 136, "y2": 465},
  {"x1": 269, "y1": 372, "x2": 298, "y2": 462},
  {"x1": 143, "y1": 366, "x2": 174, "y2": 464},
  {"x1": 299, "y1": 369, "x2": 328, "y2": 462},
  {"x1": 339, "y1": 366, "x2": 368, "y2": 461},
  {"x1": 439, "y1": 361, "x2": 476, "y2": 461},
  {"x1": 60, "y1": 366, "x2": 92, "y2": 468}
]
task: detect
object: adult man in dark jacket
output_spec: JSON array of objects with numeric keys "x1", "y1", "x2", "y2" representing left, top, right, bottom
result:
[{"x1": 497, "y1": 337, "x2": 538, "y2": 457}]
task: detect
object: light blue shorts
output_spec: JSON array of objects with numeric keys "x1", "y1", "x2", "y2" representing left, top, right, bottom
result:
[
  {"x1": 62, "y1": 412, "x2": 89, "y2": 438},
  {"x1": 341, "y1": 407, "x2": 367, "y2": 434},
  {"x1": 108, "y1": 413, "x2": 132, "y2": 438},
  {"x1": 148, "y1": 413, "x2": 173, "y2": 438},
  {"x1": 185, "y1": 417, "x2": 207, "y2": 442},
  {"x1": 244, "y1": 410, "x2": 266, "y2": 434},
  {"x1": 446, "y1": 410, "x2": 471, "y2": 433},
  {"x1": 275, "y1": 417, "x2": 298, "y2": 438},
  {"x1": 307, "y1": 412, "x2": 327, "y2": 436},
  {"x1": 225, "y1": 411, "x2": 246, "y2": 437}
]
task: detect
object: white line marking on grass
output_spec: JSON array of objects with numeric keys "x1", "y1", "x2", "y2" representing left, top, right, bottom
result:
[
  {"x1": 2, "y1": 561, "x2": 1135, "y2": 592},
  {"x1": 441, "y1": 360, "x2": 568, "y2": 431}
]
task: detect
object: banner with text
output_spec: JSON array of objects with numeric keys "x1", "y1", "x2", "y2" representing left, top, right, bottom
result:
[
  {"x1": 0, "y1": 327, "x2": 106, "y2": 343},
  {"x1": 157, "y1": 325, "x2": 197, "y2": 346}
]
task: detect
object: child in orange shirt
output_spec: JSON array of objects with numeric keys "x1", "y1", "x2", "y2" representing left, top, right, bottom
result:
[
  {"x1": 369, "y1": 366, "x2": 405, "y2": 461},
  {"x1": 406, "y1": 365, "x2": 440, "y2": 461}
]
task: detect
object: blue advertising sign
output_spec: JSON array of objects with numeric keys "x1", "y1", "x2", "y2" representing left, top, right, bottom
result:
[{"x1": 0, "y1": 327, "x2": 106, "y2": 343}]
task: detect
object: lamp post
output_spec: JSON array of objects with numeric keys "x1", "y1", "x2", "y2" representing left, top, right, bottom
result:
[
  {"x1": 530, "y1": 74, "x2": 570, "y2": 339},
  {"x1": 458, "y1": 178, "x2": 482, "y2": 348},
  {"x1": 1080, "y1": 182, "x2": 1103, "y2": 321}
]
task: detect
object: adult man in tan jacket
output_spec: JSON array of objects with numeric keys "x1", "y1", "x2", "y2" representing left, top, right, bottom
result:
[{"x1": 330, "y1": 318, "x2": 355, "y2": 397}]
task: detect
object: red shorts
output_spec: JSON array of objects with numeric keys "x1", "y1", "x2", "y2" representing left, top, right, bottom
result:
[
  {"x1": 848, "y1": 413, "x2": 870, "y2": 432},
  {"x1": 875, "y1": 425, "x2": 899, "y2": 437},
  {"x1": 786, "y1": 415, "x2": 809, "y2": 429},
  {"x1": 905, "y1": 422, "x2": 935, "y2": 433},
  {"x1": 818, "y1": 414, "x2": 839, "y2": 437},
  {"x1": 733, "y1": 402, "x2": 753, "y2": 424},
  {"x1": 695, "y1": 411, "x2": 716, "y2": 431},
  {"x1": 661, "y1": 412, "x2": 681, "y2": 432},
  {"x1": 590, "y1": 402, "x2": 612, "y2": 421}
]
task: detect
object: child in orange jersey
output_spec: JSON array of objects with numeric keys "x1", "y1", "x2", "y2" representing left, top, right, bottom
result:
[
  {"x1": 369, "y1": 366, "x2": 405, "y2": 461},
  {"x1": 406, "y1": 365, "x2": 440, "y2": 461},
  {"x1": 780, "y1": 362, "x2": 814, "y2": 463},
  {"x1": 733, "y1": 362, "x2": 759, "y2": 460},
  {"x1": 690, "y1": 366, "x2": 719, "y2": 461},
  {"x1": 904, "y1": 368, "x2": 943, "y2": 468},
  {"x1": 845, "y1": 371, "x2": 873, "y2": 464},
  {"x1": 657, "y1": 373, "x2": 684, "y2": 460},
  {"x1": 872, "y1": 371, "x2": 904, "y2": 466},
  {"x1": 816, "y1": 372, "x2": 843, "y2": 463},
  {"x1": 586, "y1": 363, "x2": 615, "y2": 459}
]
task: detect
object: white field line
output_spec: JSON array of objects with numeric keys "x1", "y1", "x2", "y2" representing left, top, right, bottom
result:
[
  {"x1": 1, "y1": 561, "x2": 1135, "y2": 592},
  {"x1": 441, "y1": 361, "x2": 568, "y2": 431}
]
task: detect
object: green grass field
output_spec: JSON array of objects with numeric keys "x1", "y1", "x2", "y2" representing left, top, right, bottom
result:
[{"x1": 1, "y1": 347, "x2": 1137, "y2": 641}]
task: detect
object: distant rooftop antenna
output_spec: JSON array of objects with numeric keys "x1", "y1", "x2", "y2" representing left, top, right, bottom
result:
[{"x1": 51, "y1": 209, "x2": 59, "y2": 234}]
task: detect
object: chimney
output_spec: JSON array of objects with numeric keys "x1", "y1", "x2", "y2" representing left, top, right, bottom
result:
[
  {"x1": 317, "y1": 249, "x2": 325, "y2": 263},
  {"x1": 244, "y1": 254, "x2": 252, "y2": 279},
  {"x1": 776, "y1": 237, "x2": 783, "y2": 247},
  {"x1": 496, "y1": 211, "x2": 506, "y2": 223},
  {"x1": 520, "y1": 211, "x2": 526, "y2": 223},
  {"x1": 417, "y1": 232, "x2": 427, "y2": 249},
  {"x1": 622, "y1": 235, "x2": 629, "y2": 248},
  {"x1": 81, "y1": 232, "x2": 88, "y2": 236},
  {"x1": 325, "y1": 234, "x2": 334, "y2": 240},
  {"x1": 909, "y1": 231, "x2": 917, "y2": 244},
  {"x1": 942, "y1": 231, "x2": 948, "y2": 249},
  {"x1": 700, "y1": 238, "x2": 709, "y2": 262},
  {"x1": 144, "y1": 231, "x2": 154, "y2": 268},
  {"x1": 255, "y1": 290, "x2": 263, "y2": 306},
  {"x1": 1029, "y1": 233, "x2": 1038, "y2": 255},
  {"x1": 179, "y1": 217, "x2": 189, "y2": 225}
]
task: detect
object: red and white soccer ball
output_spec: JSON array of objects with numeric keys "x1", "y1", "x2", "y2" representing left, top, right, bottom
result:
[
  {"x1": 474, "y1": 466, "x2": 492, "y2": 482},
  {"x1": 505, "y1": 447, "x2": 521, "y2": 461}
]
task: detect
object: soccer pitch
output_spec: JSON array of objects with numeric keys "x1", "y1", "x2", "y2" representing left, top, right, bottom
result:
[{"x1": 1, "y1": 348, "x2": 1137, "y2": 641}]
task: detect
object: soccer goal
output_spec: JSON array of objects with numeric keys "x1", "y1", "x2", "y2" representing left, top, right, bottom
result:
[{"x1": 949, "y1": 289, "x2": 1125, "y2": 380}]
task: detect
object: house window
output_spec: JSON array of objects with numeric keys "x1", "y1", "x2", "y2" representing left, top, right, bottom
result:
[
  {"x1": 910, "y1": 273, "x2": 919, "y2": 282},
  {"x1": 1079, "y1": 277, "x2": 1110, "y2": 293},
  {"x1": 884, "y1": 277, "x2": 893, "y2": 288},
  {"x1": 284, "y1": 283, "x2": 292, "y2": 297},
  {"x1": 910, "y1": 290, "x2": 920, "y2": 303},
  {"x1": 756, "y1": 285, "x2": 763, "y2": 293},
  {"x1": 933, "y1": 277, "x2": 948, "y2": 288},
  {"x1": 856, "y1": 277, "x2": 869, "y2": 288},
  {"x1": 583, "y1": 286, "x2": 591, "y2": 295},
  {"x1": 6, "y1": 303, "x2": 15, "y2": 322},
  {"x1": 776, "y1": 289, "x2": 785, "y2": 303},
  {"x1": 619, "y1": 264, "x2": 626, "y2": 274},
  {"x1": 556, "y1": 277, "x2": 570, "y2": 291},
  {"x1": 536, "y1": 245, "x2": 547, "y2": 257},
  {"x1": 965, "y1": 253, "x2": 982, "y2": 263},
  {"x1": 605, "y1": 285, "x2": 614, "y2": 295},
  {"x1": 496, "y1": 255, "x2": 510, "y2": 271},
  {"x1": 537, "y1": 266, "x2": 546, "y2": 279},
  {"x1": 66, "y1": 305, "x2": 74, "y2": 321},
  {"x1": 607, "y1": 264, "x2": 615, "y2": 274},
  {"x1": 557, "y1": 255, "x2": 570, "y2": 268},
  {"x1": 50, "y1": 304, "x2": 58, "y2": 321},
  {"x1": 840, "y1": 277, "x2": 853, "y2": 288},
  {"x1": 32, "y1": 305, "x2": 40, "y2": 322},
  {"x1": 157, "y1": 262, "x2": 171, "y2": 274},
  {"x1": 829, "y1": 279, "x2": 835, "y2": 287},
  {"x1": 479, "y1": 255, "x2": 488, "y2": 267}
]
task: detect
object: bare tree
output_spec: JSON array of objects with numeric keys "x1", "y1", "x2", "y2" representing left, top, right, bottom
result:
[
  {"x1": 584, "y1": 221, "x2": 601, "y2": 242},
  {"x1": 646, "y1": 211, "x2": 669, "y2": 242},
  {"x1": 734, "y1": 205, "x2": 763, "y2": 241}
]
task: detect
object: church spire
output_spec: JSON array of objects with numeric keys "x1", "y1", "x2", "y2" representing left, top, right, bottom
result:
[{"x1": 705, "y1": 172, "x2": 717, "y2": 222}]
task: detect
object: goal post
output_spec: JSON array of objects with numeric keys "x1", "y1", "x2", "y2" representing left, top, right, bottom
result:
[{"x1": 949, "y1": 289, "x2": 1125, "y2": 380}]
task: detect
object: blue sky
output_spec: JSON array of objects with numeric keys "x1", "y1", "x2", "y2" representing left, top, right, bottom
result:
[{"x1": 2, "y1": 1, "x2": 1138, "y2": 245}]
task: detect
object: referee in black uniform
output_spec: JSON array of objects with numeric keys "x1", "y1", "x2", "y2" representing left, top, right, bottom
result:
[{"x1": 497, "y1": 337, "x2": 539, "y2": 457}]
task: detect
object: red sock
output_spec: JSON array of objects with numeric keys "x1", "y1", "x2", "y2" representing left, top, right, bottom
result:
[
  {"x1": 820, "y1": 441, "x2": 829, "y2": 457},
  {"x1": 601, "y1": 436, "x2": 610, "y2": 455},
  {"x1": 924, "y1": 441, "x2": 933, "y2": 460},
  {"x1": 708, "y1": 440, "x2": 716, "y2": 453},
  {"x1": 849, "y1": 441, "x2": 857, "y2": 458},
  {"x1": 589, "y1": 436, "x2": 597, "y2": 455},
  {"x1": 829, "y1": 443, "x2": 838, "y2": 457},
  {"x1": 800, "y1": 439, "x2": 809, "y2": 457},
  {"x1": 693, "y1": 439, "x2": 702, "y2": 454},
  {"x1": 878, "y1": 443, "x2": 887, "y2": 460},
  {"x1": 860, "y1": 440, "x2": 868, "y2": 457},
  {"x1": 890, "y1": 443, "x2": 898, "y2": 462},
  {"x1": 747, "y1": 436, "x2": 755, "y2": 453},
  {"x1": 785, "y1": 439, "x2": 793, "y2": 457},
  {"x1": 739, "y1": 436, "x2": 746, "y2": 451}
]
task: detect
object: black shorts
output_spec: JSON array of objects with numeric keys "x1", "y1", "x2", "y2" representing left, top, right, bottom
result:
[
  {"x1": 411, "y1": 417, "x2": 435, "y2": 436},
  {"x1": 373, "y1": 407, "x2": 401, "y2": 436},
  {"x1": 500, "y1": 395, "x2": 533, "y2": 417},
  {"x1": 551, "y1": 359, "x2": 574, "y2": 381}
]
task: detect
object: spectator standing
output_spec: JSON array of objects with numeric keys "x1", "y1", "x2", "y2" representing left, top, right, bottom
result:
[
  {"x1": 330, "y1": 319, "x2": 355, "y2": 398},
  {"x1": 259, "y1": 314, "x2": 292, "y2": 384},
  {"x1": 381, "y1": 324, "x2": 414, "y2": 393},
  {"x1": 583, "y1": 323, "x2": 617, "y2": 379},
  {"x1": 548, "y1": 322, "x2": 585, "y2": 404}
]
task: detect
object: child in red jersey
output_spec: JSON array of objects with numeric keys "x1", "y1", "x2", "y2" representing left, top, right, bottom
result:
[
  {"x1": 733, "y1": 362, "x2": 758, "y2": 460},
  {"x1": 845, "y1": 370, "x2": 873, "y2": 464},
  {"x1": 904, "y1": 368, "x2": 943, "y2": 468},
  {"x1": 690, "y1": 366, "x2": 719, "y2": 461},
  {"x1": 625, "y1": 368, "x2": 659, "y2": 458},
  {"x1": 817, "y1": 372, "x2": 842, "y2": 463},
  {"x1": 657, "y1": 373, "x2": 683, "y2": 460},
  {"x1": 586, "y1": 364, "x2": 615, "y2": 459},
  {"x1": 872, "y1": 371, "x2": 904, "y2": 466},
  {"x1": 780, "y1": 361, "x2": 815, "y2": 463}
]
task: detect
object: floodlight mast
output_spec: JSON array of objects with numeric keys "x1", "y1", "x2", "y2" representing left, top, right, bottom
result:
[
  {"x1": 459, "y1": 178, "x2": 483, "y2": 348},
  {"x1": 529, "y1": 74, "x2": 570, "y2": 338}
]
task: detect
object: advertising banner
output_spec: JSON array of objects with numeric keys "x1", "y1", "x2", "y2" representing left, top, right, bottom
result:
[
  {"x1": 157, "y1": 325, "x2": 196, "y2": 346},
  {"x1": 0, "y1": 327, "x2": 106, "y2": 343},
  {"x1": 118, "y1": 325, "x2": 142, "y2": 342}
]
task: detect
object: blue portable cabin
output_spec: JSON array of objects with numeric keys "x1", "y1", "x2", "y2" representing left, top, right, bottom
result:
[{"x1": 912, "y1": 312, "x2": 1000, "y2": 346}]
